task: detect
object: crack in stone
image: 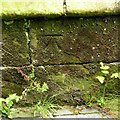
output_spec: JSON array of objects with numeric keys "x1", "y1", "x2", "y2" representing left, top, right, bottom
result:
[
  {"x1": 0, "y1": 61, "x2": 119, "y2": 70},
  {"x1": 35, "y1": 61, "x2": 120, "y2": 67},
  {"x1": 24, "y1": 19, "x2": 32, "y2": 64},
  {"x1": 42, "y1": 34, "x2": 63, "y2": 36},
  {"x1": 63, "y1": 0, "x2": 67, "y2": 16}
]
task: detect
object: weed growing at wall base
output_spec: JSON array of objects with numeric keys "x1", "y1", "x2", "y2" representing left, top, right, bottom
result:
[
  {"x1": 0, "y1": 94, "x2": 20, "y2": 118},
  {"x1": 33, "y1": 95, "x2": 60, "y2": 118},
  {"x1": 96, "y1": 62, "x2": 119, "y2": 107},
  {"x1": 17, "y1": 64, "x2": 60, "y2": 118}
]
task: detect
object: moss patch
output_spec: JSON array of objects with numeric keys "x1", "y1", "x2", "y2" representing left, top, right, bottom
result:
[
  {"x1": 105, "y1": 98, "x2": 119, "y2": 118},
  {"x1": 30, "y1": 17, "x2": 119, "y2": 65},
  {"x1": 35, "y1": 63, "x2": 119, "y2": 106},
  {"x1": 2, "y1": 20, "x2": 30, "y2": 66}
]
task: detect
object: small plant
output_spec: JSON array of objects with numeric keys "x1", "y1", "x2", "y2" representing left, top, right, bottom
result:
[
  {"x1": 17, "y1": 65, "x2": 49, "y2": 99},
  {"x1": 21, "y1": 82, "x2": 49, "y2": 99},
  {"x1": 33, "y1": 95, "x2": 59, "y2": 118},
  {"x1": 0, "y1": 94, "x2": 20, "y2": 118},
  {"x1": 96, "y1": 62, "x2": 119, "y2": 107},
  {"x1": 17, "y1": 64, "x2": 60, "y2": 118}
]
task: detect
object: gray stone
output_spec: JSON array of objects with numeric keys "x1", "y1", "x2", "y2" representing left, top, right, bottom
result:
[
  {"x1": 55, "y1": 115, "x2": 76, "y2": 118},
  {"x1": 79, "y1": 108, "x2": 99, "y2": 114},
  {"x1": 54, "y1": 112, "x2": 110, "y2": 118},
  {"x1": 54, "y1": 109, "x2": 74, "y2": 116},
  {"x1": 76, "y1": 113, "x2": 107, "y2": 118},
  {"x1": 66, "y1": 0, "x2": 120, "y2": 16}
]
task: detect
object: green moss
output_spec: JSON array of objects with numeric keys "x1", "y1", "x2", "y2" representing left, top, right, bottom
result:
[
  {"x1": 2, "y1": 20, "x2": 30, "y2": 66},
  {"x1": 48, "y1": 72, "x2": 65, "y2": 84},
  {"x1": 30, "y1": 17, "x2": 119, "y2": 65},
  {"x1": 104, "y1": 97, "x2": 119, "y2": 118},
  {"x1": 2, "y1": 81, "x2": 23, "y2": 97},
  {"x1": 30, "y1": 32, "x2": 38, "y2": 48}
]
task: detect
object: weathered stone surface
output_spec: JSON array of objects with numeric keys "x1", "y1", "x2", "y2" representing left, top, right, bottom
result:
[
  {"x1": 35, "y1": 63, "x2": 119, "y2": 105},
  {"x1": 54, "y1": 113, "x2": 107, "y2": 118},
  {"x1": 1, "y1": 0, "x2": 120, "y2": 19},
  {"x1": 2, "y1": 68, "x2": 28, "y2": 97},
  {"x1": 2, "y1": 20, "x2": 30, "y2": 66},
  {"x1": 54, "y1": 109, "x2": 73, "y2": 116},
  {"x1": 66, "y1": 0, "x2": 120, "y2": 16},
  {"x1": 30, "y1": 17, "x2": 119, "y2": 65},
  {"x1": 1, "y1": 63, "x2": 119, "y2": 105},
  {"x1": 6, "y1": 107, "x2": 113, "y2": 118},
  {"x1": 1, "y1": 1, "x2": 63, "y2": 19}
]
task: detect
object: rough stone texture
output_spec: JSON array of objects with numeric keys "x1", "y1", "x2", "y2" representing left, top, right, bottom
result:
[
  {"x1": 1, "y1": 68, "x2": 28, "y2": 97},
  {"x1": 1, "y1": 1, "x2": 63, "y2": 19},
  {"x1": 2, "y1": 63, "x2": 118, "y2": 105},
  {"x1": 54, "y1": 113, "x2": 109, "y2": 118},
  {"x1": 8, "y1": 107, "x2": 112, "y2": 118},
  {"x1": 2, "y1": 20, "x2": 30, "y2": 66},
  {"x1": 1, "y1": 0, "x2": 120, "y2": 19},
  {"x1": 30, "y1": 17, "x2": 119, "y2": 65},
  {"x1": 54, "y1": 109, "x2": 73, "y2": 116},
  {"x1": 35, "y1": 63, "x2": 119, "y2": 105},
  {"x1": 66, "y1": 0, "x2": 120, "y2": 16},
  {"x1": 1, "y1": 15, "x2": 120, "y2": 107}
]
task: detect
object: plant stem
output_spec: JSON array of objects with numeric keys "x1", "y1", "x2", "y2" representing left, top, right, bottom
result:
[{"x1": 103, "y1": 84, "x2": 106, "y2": 98}]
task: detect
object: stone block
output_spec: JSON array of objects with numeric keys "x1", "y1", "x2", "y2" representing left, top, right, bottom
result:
[
  {"x1": 2, "y1": 20, "x2": 30, "y2": 66},
  {"x1": 35, "y1": 63, "x2": 119, "y2": 105},
  {"x1": 30, "y1": 17, "x2": 119, "y2": 65},
  {"x1": 1, "y1": 63, "x2": 119, "y2": 105},
  {"x1": 2, "y1": 1, "x2": 63, "y2": 19},
  {"x1": 66, "y1": 0, "x2": 120, "y2": 16},
  {"x1": 2, "y1": 67, "x2": 28, "y2": 97}
]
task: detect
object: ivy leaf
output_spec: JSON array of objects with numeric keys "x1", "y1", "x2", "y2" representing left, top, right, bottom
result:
[
  {"x1": 101, "y1": 70, "x2": 109, "y2": 74},
  {"x1": 111, "y1": 73, "x2": 119, "y2": 78},
  {"x1": 96, "y1": 76, "x2": 105, "y2": 84}
]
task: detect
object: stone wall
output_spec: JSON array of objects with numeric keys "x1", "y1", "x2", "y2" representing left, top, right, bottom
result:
[
  {"x1": 1, "y1": 15, "x2": 119, "y2": 105},
  {"x1": 1, "y1": 0, "x2": 120, "y2": 106}
]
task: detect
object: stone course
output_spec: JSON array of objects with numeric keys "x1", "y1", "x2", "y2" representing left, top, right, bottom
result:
[{"x1": 1, "y1": 0, "x2": 120, "y2": 19}]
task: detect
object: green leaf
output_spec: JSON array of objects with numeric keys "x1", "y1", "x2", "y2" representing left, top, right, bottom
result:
[
  {"x1": 9, "y1": 94, "x2": 17, "y2": 100},
  {"x1": 100, "y1": 65, "x2": 109, "y2": 70},
  {"x1": 96, "y1": 76, "x2": 105, "y2": 84},
  {"x1": 101, "y1": 70, "x2": 109, "y2": 74},
  {"x1": 29, "y1": 65, "x2": 35, "y2": 79},
  {"x1": 5, "y1": 99, "x2": 13, "y2": 108},
  {"x1": 111, "y1": 73, "x2": 119, "y2": 78},
  {"x1": 41, "y1": 83, "x2": 49, "y2": 92},
  {"x1": 0, "y1": 98, "x2": 5, "y2": 106},
  {"x1": 97, "y1": 97, "x2": 105, "y2": 106},
  {"x1": 29, "y1": 71, "x2": 35, "y2": 79},
  {"x1": 100, "y1": 62, "x2": 104, "y2": 67}
]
